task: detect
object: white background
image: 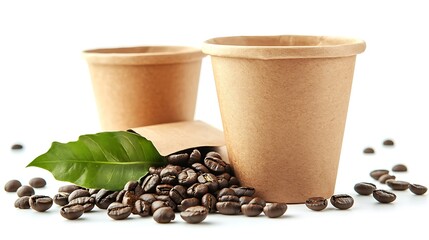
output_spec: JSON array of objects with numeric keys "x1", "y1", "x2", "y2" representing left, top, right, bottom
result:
[{"x1": 1, "y1": 0, "x2": 428, "y2": 239}]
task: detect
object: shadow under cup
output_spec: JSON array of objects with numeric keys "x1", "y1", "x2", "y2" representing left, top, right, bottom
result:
[
  {"x1": 83, "y1": 46, "x2": 205, "y2": 131},
  {"x1": 203, "y1": 35, "x2": 366, "y2": 203}
]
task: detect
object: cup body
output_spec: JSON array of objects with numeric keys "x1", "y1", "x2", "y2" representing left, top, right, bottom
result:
[
  {"x1": 84, "y1": 46, "x2": 204, "y2": 131},
  {"x1": 203, "y1": 35, "x2": 365, "y2": 203}
]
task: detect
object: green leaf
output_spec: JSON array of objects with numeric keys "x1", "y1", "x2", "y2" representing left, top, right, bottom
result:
[{"x1": 27, "y1": 131, "x2": 167, "y2": 190}]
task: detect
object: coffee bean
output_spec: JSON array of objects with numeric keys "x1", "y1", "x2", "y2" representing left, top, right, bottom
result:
[
  {"x1": 263, "y1": 203, "x2": 287, "y2": 218},
  {"x1": 160, "y1": 167, "x2": 179, "y2": 185},
  {"x1": 249, "y1": 197, "x2": 266, "y2": 207},
  {"x1": 218, "y1": 195, "x2": 239, "y2": 202},
  {"x1": 123, "y1": 180, "x2": 143, "y2": 195},
  {"x1": 188, "y1": 149, "x2": 201, "y2": 165},
  {"x1": 122, "y1": 191, "x2": 139, "y2": 208},
  {"x1": 149, "y1": 166, "x2": 163, "y2": 175},
  {"x1": 216, "y1": 201, "x2": 241, "y2": 215},
  {"x1": 60, "y1": 204, "x2": 85, "y2": 220},
  {"x1": 409, "y1": 184, "x2": 427, "y2": 195},
  {"x1": 58, "y1": 184, "x2": 82, "y2": 194},
  {"x1": 178, "y1": 197, "x2": 200, "y2": 212},
  {"x1": 134, "y1": 199, "x2": 150, "y2": 217},
  {"x1": 140, "y1": 174, "x2": 161, "y2": 193},
  {"x1": 139, "y1": 193, "x2": 158, "y2": 204},
  {"x1": 206, "y1": 151, "x2": 222, "y2": 159},
  {"x1": 216, "y1": 173, "x2": 231, "y2": 189},
  {"x1": 383, "y1": 139, "x2": 394, "y2": 146},
  {"x1": 330, "y1": 194, "x2": 354, "y2": 210},
  {"x1": 4, "y1": 179, "x2": 22, "y2": 192},
  {"x1": 153, "y1": 207, "x2": 175, "y2": 223},
  {"x1": 69, "y1": 196, "x2": 96, "y2": 212},
  {"x1": 232, "y1": 186, "x2": 255, "y2": 197},
  {"x1": 95, "y1": 189, "x2": 118, "y2": 209},
  {"x1": 305, "y1": 197, "x2": 328, "y2": 211},
  {"x1": 392, "y1": 164, "x2": 407, "y2": 172},
  {"x1": 354, "y1": 182, "x2": 377, "y2": 195},
  {"x1": 169, "y1": 185, "x2": 187, "y2": 205},
  {"x1": 68, "y1": 189, "x2": 90, "y2": 202},
  {"x1": 204, "y1": 156, "x2": 228, "y2": 173},
  {"x1": 198, "y1": 173, "x2": 219, "y2": 193},
  {"x1": 228, "y1": 176, "x2": 240, "y2": 186},
  {"x1": 370, "y1": 169, "x2": 389, "y2": 180},
  {"x1": 241, "y1": 203, "x2": 263, "y2": 217},
  {"x1": 217, "y1": 188, "x2": 236, "y2": 198},
  {"x1": 107, "y1": 202, "x2": 132, "y2": 220},
  {"x1": 29, "y1": 195, "x2": 53, "y2": 212},
  {"x1": 155, "y1": 195, "x2": 177, "y2": 211},
  {"x1": 151, "y1": 200, "x2": 168, "y2": 214},
  {"x1": 187, "y1": 183, "x2": 208, "y2": 198},
  {"x1": 156, "y1": 184, "x2": 173, "y2": 196},
  {"x1": 14, "y1": 196, "x2": 31, "y2": 209},
  {"x1": 167, "y1": 153, "x2": 189, "y2": 166},
  {"x1": 88, "y1": 188, "x2": 100, "y2": 195},
  {"x1": 11, "y1": 143, "x2": 24, "y2": 150},
  {"x1": 180, "y1": 206, "x2": 208, "y2": 223},
  {"x1": 53, "y1": 192, "x2": 70, "y2": 206},
  {"x1": 201, "y1": 193, "x2": 217, "y2": 213},
  {"x1": 239, "y1": 196, "x2": 253, "y2": 206},
  {"x1": 373, "y1": 189, "x2": 396, "y2": 203},
  {"x1": 29, "y1": 177, "x2": 46, "y2": 188},
  {"x1": 379, "y1": 174, "x2": 396, "y2": 184},
  {"x1": 363, "y1": 147, "x2": 375, "y2": 154},
  {"x1": 16, "y1": 185, "x2": 35, "y2": 197},
  {"x1": 387, "y1": 180, "x2": 409, "y2": 191},
  {"x1": 115, "y1": 190, "x2": 126, "y2": 203},
  {"x1": 178, "y1": 168, "x2": 198, "y2": 186},
  {"x1": 191, "y1": 163, "x2": 210, "y2": 174}
]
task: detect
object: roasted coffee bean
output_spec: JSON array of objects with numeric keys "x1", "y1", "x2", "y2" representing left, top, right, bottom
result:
[
  {"x1": 354, "y1": 182, "x2": 377, "y2": 195},
  {"x1": 140, "y1": 193, "x2": 158, "y2": 204},
  {"x1": 216, "y1": 201, "x2": 241, "y2": 215},
  {"x1": 4, "y1": 179, "x2": 22, "y2": 192},
  {"x1": 153, "y1": 207, "x2": 175, "y2": 223},
  {"x1": 68, "y1": 189, "x2": 90, "y2": 202},
  {"x1": 149, "y1": 166, "x2": 163, "y2": 175},
  {"x1": 11, "y1": 143, "x2": 23, "y2": 150},
  {"x1": 95, "y1": 189, "x2": 118, "y2": 209},
  {"x1": 218, "y1": 195, "x2": 239, "y2": 202},
  {"x1": 383, "y1": 139, "x2": 394, "y2": 146},
  {"x1": 151, "y1": 200, "x2": 168, "y2": 214},
  {"x1": 156, "y1": 195, "x2": 177, "y2": 210},
  {"x1": 166, "y1": 164, "x2": 182, "y2": 173},
  {"x1": 169, "y1": 185, "x2": 187, "y2": 204},
  {"x1": 191, "y1": 163, "x2": 210, "y2": 174},
  {"x1": 249, "y1": 197, "x2": 266, "y2": 207},
  {"x1": 16, "y1": 185, "x2": 34, "y2": 197},
  {"x1": 180, "y1": 206, "x2": 208, "y2": 223},
  {"x1": 206, "y1": 151, "x2": 222, "y2": 159},
  {"x1": 241, "y1": 204, "x2": 263, "y2": 217},
  {"x1": 363, "y1": 147, "x2": 375, "y2": 154},
  {"x1": 216, "y1": 173, "x2": 231, "y2": 189},
  {"x1": 305, "y1": 197, "x2": 328, "y2": 211},
  {"x1": 373, "y1": 189, "x2": 396, "y2": 203},
  {"x1": 392, "y1": 164, "x2": 407, "y2": 172},
  {"x1": 140, "y1": 174, "x2": 161, "y2": 193},
  {"x1": 263, "y1": 203, "x2": 287, "y2": 218},
  {"x1": 134, "y1": 199, "x2": 150, "y2": 217},
  {"x1": 116, "y1": 190, "x2": 126, "y2": 203},
  {"x1": 29, "y1": 177, "x2": 46, "y2": 188},
  {"x1": 201, "y1": 193, "x2": 217, "y2": 213},
  {"x1": 69, "y1": 196, "x2": 96, "y2": 212},
  {"x1": 160, "y1": 167, "x2": 179, "y2": 185},
  {"x1": 370, "y1": 169, "x2": 389, "y2": 180},
  {"x1": 232, "y1": 187, "x2": 255, "y2": 197},
  {"x1": 187, "y1": 183, "x2": 209, "y2": 198},
  {"x1": 178, "y1": 168, "x2": 198, "y2": 186},
  {"x1": 156, "y1": 184, "x2": 173, "y2": 196},
  {"x1": 409, "y1": 184, "x2": 427, "y2": 195},
  {"x1": 107, "y1": 202, "x2": 132, "y2": 220},
  {"x1": 198, "y1": 173, "x2": 219, "y2": 192},
  {"x1": 178, "y1": 197, "x2": 200, "y2": 212},
  {"x1": 228, "y1": 176, "x2": 240, "y2": 186},
  {"x1": 14, "y1": 196, "x2": 30, "y2": 209},
  {"x1": 387, "y1": 180, "x2": 409, "y2": 191},
  {"x1": 123, "y1": 180, "x2": 143, "y2": 195},
  {"x1": 379, "y1": 174, "x2": 396, "y2": 184},
  {"x1": 29, "y1": 195, "x2": 53, "y2": 212},
  {"x1": 188, "y1": 149, "x2": 201, "y2": 165},
  {"x1": 204, "y1": 156, "x2": 229, "y2": 173},
  {"x1": 53, "y1": 192, "x2": 70, "y2": 206},
  {"x1": 122, "y1": 191, "x2": 139, "y2": 207},
  {"x1": 88, "y1": 188, "x2": 100, "y2": 195},
  {"x1": 58, "y1": 184, "x2": 82, "y2": 194},
  {"x1": 217, "y1": 188, "x2": 236, "y2": 198},
  {"x1": 167, "y1": 153, "x2": 189, "y2": 166},
  {"x1": 330, "y1": 194, "x2": 354, "y2": 210},
  {"x1": 239, "y1": 196, "x2": 253, "y2": 206},
  {"x1": 60, "y1": 204, "x2": 84, "y2": 220}
]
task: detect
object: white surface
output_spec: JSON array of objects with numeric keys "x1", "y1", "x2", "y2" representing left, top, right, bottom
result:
[{"x1": 1, "y1": 0, "x2": 428, "y2": 239}]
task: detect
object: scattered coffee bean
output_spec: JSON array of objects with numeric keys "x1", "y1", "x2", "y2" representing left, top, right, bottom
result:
[
  {"x1": 409, "y1": 184, "x2": 427, "y2": 195},
  {"x1": 305, "y1": 197, "x2": 328, "y2": 211},
  {"x1": 228, "y1": 176, "x2": 240, "y2": 186},
  {"x1": 178, "y1": 168, "x2": 198, "y2": 187},
  {"x1": 139, "y1": 193, "x2": 157, "y2": 204},
  {"x1": 167, "y1": 153, "x2": 189, "y2": 166},
  {"x1": 392, "y1": 164, "x2": 407, "y2": 172},
  {"x1": 151, "y1": 200, "x2": 168, "y2": 214},
  {"x1": 169, "y1": 185, "x2": 188, "y2": 205},
  {"x1": 4, "y1": 179, "x2": 22, "y2": 192},
  {"x1": 29, "y1": 195, "x2": 53, "y2": 212},
  {"x1": 363, "y1": 147, "x2": 375, "y2": 154},
  {"x1": 178, "y1": 197, "x2": 200, "y2": 212},
  {"x1": 180, "y1": 206, "x2": 208, "y2": 223},
  {"x1": 198, "y1": 173, "x2": 219, "y2": 192},
  {"x1": 188, "y1": 149, "x2": 201, "y2": 165},
  {"x1": 249, "y1": 197, "x2": 266, "y2": 207},
  {"x1": 370, "y1": 169, "x2": 389, "y2": 180},
  {"x1": 156, "y1": 184, "x2": 174, "y2": 196},
  {"x1": 263, "y1": 203, "x2": 287, "y2": 218},
  {"x1": 95, "y1": 189, "x2": 118, "y2": 209},
  {"x1": 140, "y1": 174, "x2": 161, "y2": 193},
  {"x1": 153, "y1": 207, "x2": 175, "y2": 223},
  {"x1": 383, "y1": 139, "x2": 394, "y2": 146},
  {"x1": 53, "y1": 192, "x2": 70, "y2": 206},
  {"x1": 216, "y1": 201, "x2": 241, "y2": 215},
  {"x1": 379, "y1": 174, "x2": 396, "y2": 184},
  {"x1": 134, "y1": 199, "x2": 151, "y2": 217},
  {"x1": 14, "y1": 196, "x2": 31, "y2": 209},
  {"x1": 218, "y1": 195, "x2": 239, "y2": 202},
  {"x1": 68, "y1": 189, "x2": 90, "y2": 202},
  {"x1": 160, "y1": 167, "x2": 179, "y2": 185},
  {"x1": 201, "y1": 193, "x2": 217, "y2": 213},
  {"x1": 123, "y1": 180, "x2": 143, "y2": 195},
  {"x1": 16, "y1": 185, "x2": 35, "y2": 197},
  {"x1": 156, "y1": 195, "x2": 176, "y2": 210},
  {"x1": 107, "y1": 202, "x2": 132, "y2": 220},
  {"x1": 239, "y1": 196, "x2": 253, "y2": 206},
  {"x1": 11, "y1": 143, "x2": 23, "y2": 150},
  {"x1": 58, "y1": 184, "x2": 82, "y2": 194},
  {"x1": 191, "y1": 163, "x2": 210, "y2": 174},
  {"x1": 241, "y1": 203, "x2": 263, "y2": 217},
  {"x1": 354, "y1": 182, "x2": 377, "y2": 195},
  {"x1": 60, "y1": 204, "x2": 85, "y2": 220},
  {"x1": 387, "y1": 180, "x2": 409, "y2": 191},
  {"x1": 232, "y1": 186, "x2": 255, "y2": 197},
  {"x1": 69, "y1": 196, "x2": 96, "y2": 212},
  {"x1": 373, "y1": 189, "x2": 396, "y2": 203},
  {"x1": 187, "y1": 183, "x2": 208, "y2": 198},
  {"x1": 330, "y1": 194, "x2": 354, "y2": 210},
  {"x1": 29, "y1": 177, "x2": 46, "y2": 188},
  {"x1": 148, "y1": 166, "x2": 163, "y2": 175},
  {"x1": 204, "y1": 155, "x2": 229, "y2": 173}
]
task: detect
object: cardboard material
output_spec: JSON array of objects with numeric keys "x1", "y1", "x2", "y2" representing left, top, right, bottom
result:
[
  {"x1": 202, "y1": 35, "x2": 365, "y2": 203},
  {"x1": 132, "y1": 120, "x2": 225, "y2": 157},
  {"x1": 83, "y1": 46, "x2": 205, "y2": 131}
]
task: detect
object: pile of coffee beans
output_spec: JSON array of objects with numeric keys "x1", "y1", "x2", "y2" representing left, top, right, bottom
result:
[{"x1": 4, "y1": 149, "x2": 288, "y2": 223}]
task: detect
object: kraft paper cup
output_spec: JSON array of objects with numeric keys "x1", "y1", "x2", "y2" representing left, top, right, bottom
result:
[
  {"x1": 84, "y1": 46, "x2": 204, "y2": 131},
  {"x1": 202, "y1": 35, "x2": 365, "y2": 203}
]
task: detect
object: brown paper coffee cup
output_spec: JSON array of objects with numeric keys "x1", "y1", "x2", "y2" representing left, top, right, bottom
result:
[
  {"x1": 202, "y1": 35, "x2": 365, "y2": 203},
  {"x1": 83, "y1": 46, "x2": 205, "y2": 131}
]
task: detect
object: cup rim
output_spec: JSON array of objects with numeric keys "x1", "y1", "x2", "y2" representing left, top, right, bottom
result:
[
  {"x1": 83, "y1": 46, "x2": 205, "y2": 65},
  {"x1": 202, "y1": 35, "x2": 366, "y2": 59}
]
